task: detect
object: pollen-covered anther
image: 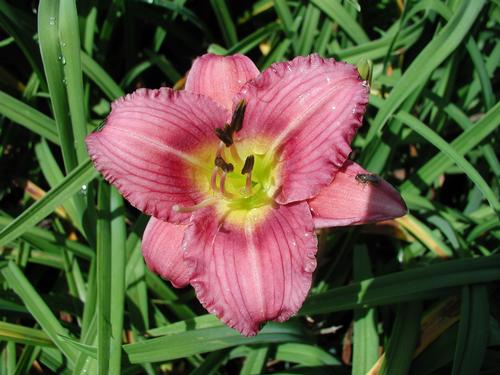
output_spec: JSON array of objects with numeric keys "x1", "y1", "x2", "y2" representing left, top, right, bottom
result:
[
  {"x1": 213, "y1": 100, "x2": 246, "y2": 147},
  {"x1": 215, "y1": 125, "x2": 233, "y2": 146},
  {"x1": 241, "y1": 155, "x2": 255, "y2": 195},
  {"x1": 229, "y1": 99, "x2": 246, "y2": 133},
  {"x1": 215, "y1": 155, "x2": 234, "y2": 173}
]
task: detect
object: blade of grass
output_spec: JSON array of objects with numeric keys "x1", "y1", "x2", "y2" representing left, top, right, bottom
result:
[
  {"x1": 210, "y1": 0, "x2": 238, "y2": 47},
  {"x1": 0, "y1": 159, "x2": 98, "y2": 247},
  {"x1": 97, "y1": 182, "x2": 111, "y2": 375},
  {"x1": 352, "y1": 245, "x2": 379, "y2": 374},
  {"x1": 58, "y1": 0, "x2": 88, "y2": 164},
  {"x1": 311, "y1": 0, "x2": 369, "y2": 44},
  {"x1": 274, "y1": 0, "x2": 295, "y2": 37},
  {"x1": 297, "y1": 3, "x2": 320, "y2": 55},
  {"x1": 0, "y1": 321, "x2": 55, "y2": 347},
  {"x1": 0, "y1": 215, "x2": 93, "y2": 259},
  {"x1": 0, "y1": 261, "x2": 78, "y2": 364},
  {"x1": 377, "y1": 302, "x2": 422, "y2": 375},
  {"x1": 275, "y1": 343, "x2": 340, "y2": 366},
  {"x1": 225, "y1": 22, "x2": 280, "y2": 55},
  {"x1": 451, "y1": 285, "x2": 489, "y2": 374},
  {"x1": 108, "y1": 188, "x2": 126, "y2": 375},
  {"x1": 0, "y1": 0, "x2": 45, "y2": 86},
  {"x1": 124, "y1": 322, "x2": 306, "y2": 363},
  {"x1": 240, "y1": 346, "x2": 269, "y2": 375},
  {"x1": 401, "y1": 102, "x2": 500, "y2": 194},
  {"x1": 365, "y1": 0, "x2": 486, "y2": 142},
  {"x1": 395, "y1": 111, "x2": 500, "y2": 212},
  {"x1": 0, "y1": 90, "x2": 59, "y2": 144},
  {"x1": 301, "y1": 255, "x2": 500, "y2": 314},
  {"x1": 38, "y1": 0, "x2": 77, "y2": 172},
  {"x1": 81, "y1": 51, "x2": 124, "y2": 100}
]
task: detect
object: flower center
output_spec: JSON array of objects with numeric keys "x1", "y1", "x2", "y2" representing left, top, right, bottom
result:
[
  {"x1": 210, "y1": 99, "x2": 276, "y2": 213},
  {"x1": 174, "y1": 100, "x2": 278, "y2": 220},
  {"x1": 210, "y1": 143, "x2": 276, "y2": 211}
]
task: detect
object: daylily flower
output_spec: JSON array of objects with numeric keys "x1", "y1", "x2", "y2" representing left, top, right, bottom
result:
[{"x1": 86, "y1": 54, "x2": 406, "y2": 336}]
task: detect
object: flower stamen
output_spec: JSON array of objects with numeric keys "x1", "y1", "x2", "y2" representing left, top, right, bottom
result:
[
  {"x1": 241, "y1": 155, "x2": 255, "y2": 195},
  {"x1": 172, "y1": 197, "x2": 216, "y2": 213},
  {"x1": 220, "y1": 172, "x2": 233, "y2": 198},
  {"x1": 229, "y1": 143, "x2": 242, "y2": 164},
  {"x1": 210, "y1": 167, "x2": 220, "y2": 191}
]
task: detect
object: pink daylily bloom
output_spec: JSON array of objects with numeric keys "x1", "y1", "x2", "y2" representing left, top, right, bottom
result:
[{"x1": 86, "y1": 54, "x2": 407, "y2": 336}]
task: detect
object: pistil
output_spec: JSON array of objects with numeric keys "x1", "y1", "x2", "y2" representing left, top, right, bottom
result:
[{"x1": 210, "y1": 167, "x2": 220, "y2": 191}]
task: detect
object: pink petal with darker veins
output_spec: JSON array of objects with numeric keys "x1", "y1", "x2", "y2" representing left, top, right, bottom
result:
[
  {"x1": 141, "y1": 217, "x2": 191, "y2": 288},
  {"x1": 236, "y1": 55, "x2": 369, "y2": 205},
  {"x1": 183, "y1": 202, "x2": 317, "y2": 336},
  {"x1": 309, "y1": 161, "x2": 407, "y2": 228},
  {"x1": 86, "y1": 88, "x2": 228, "y2": 223},
  {"x1": 185, "y1": 53, "x2": 260, "y2": 110}
]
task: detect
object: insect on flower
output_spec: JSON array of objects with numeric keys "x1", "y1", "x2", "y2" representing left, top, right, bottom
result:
[
  {"x1": 355, "y1": 173, "x2": 381, "y2": 186},
  {"x1": 86, "y1": 53, "x2": 407, "y2": 336}
]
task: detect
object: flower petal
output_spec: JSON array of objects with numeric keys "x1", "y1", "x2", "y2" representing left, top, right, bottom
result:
[
  {"x1": 86, "y1": 88, "x2": 228, "y2": 223},
  {"x1": 141, "y1": 217, "x2": 190, "y2": 288},
  {"x1": 183, "y1": 202, "x2": 317, "y2": 336},
  {"x1": 185, "y1": 53, "x2": 260, "y2": 110},
  {"x1": 309, "y1": 161, "x2": 407, "y2": 228},
  {"x1": 236, "y1": 55, "x2": 369, "y2": 204}
]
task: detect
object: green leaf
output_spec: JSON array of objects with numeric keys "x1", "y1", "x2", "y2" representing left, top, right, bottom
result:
[
  {"x1": 301, "y1": 255, "x2": 500, "y2": 314},
  {"x1": 81, "y1": 51, "x2": 124, "y2": 101},
  {"x1": 379, "y1": 302, "x2": 422, "y2": 375},
  {"x1": 38, "y1": 0, "x2": 78, "y2": 172},
  {"x1": 0, "y1": 90, "x2": 59, "y2": 144},
  {"x1": 210, "y1": 0, "x2": 238, "y2": 47},
  {"x1": 451, "y1": 285, "x2": 489, "y2": 374},
  {"x1": 58, "y1": 0, "x2": 88, "y2": 164},
  {"x1": 352, "y1": 245, "x2": 379, "y2": 374},
  {"x1": 401, "y1": 102, "x2": 500, "y2": 194},
  {"x1": 311, "y1": 0, "x2": 369, "y2": 44},
  {"x1": 395, "y1": 111, "x2": 500, "y2": 212},
  {"x1": 97, "y1": 182, "x2": 111, "y2": 375},
  {"x1": 124, "y1": 322, "x2": 306, "y2": 363},
  {"x1": 0, "y1": 321, "x2": 55, "y2": 347},
  {"x1": 108, "y1": 188, "x2": 126, "y2": 375},
  {"x1": 366, "y1": 0, "x2": 486, "y2": 141},
  {"x1": 0, "y1": 159, "x2": 98, "y2": 247},
  {"x1": 0, "y1": 261, "x2": 78, "y2": 364}
]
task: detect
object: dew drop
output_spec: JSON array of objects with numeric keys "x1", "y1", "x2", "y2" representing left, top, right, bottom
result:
[
  {"x1": 80, "y1": 184, "x2": 88, "y2": 195},
  {"x1": 61, "y1": 56, "x2": 66, "y2": 65},
  {"x1": 48, "y1": 16, "x2": 56, "y2": 25},
  {"x1": 304, "y1": 259, "x2": 317, "y2": 273},
  {"x1": 62, "y1": 78, "x2": 67, "y2": 85}
]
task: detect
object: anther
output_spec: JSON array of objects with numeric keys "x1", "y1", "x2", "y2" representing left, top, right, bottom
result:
[
  {"x1": 215, "y1": 155, "x2": 234, "y2": 173},
  {"x1": 241, "y1": 155, "x2": 255, "y2": 195},
  {"x1": 241, "y1": 155, "x2": 255, "y2": 175},
  {"x1": 230, "y1": 100, "x2": 246, "y2": 133},
  {"x1": 215, "y1": 125, "x2": 233, "y2": 146}
]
